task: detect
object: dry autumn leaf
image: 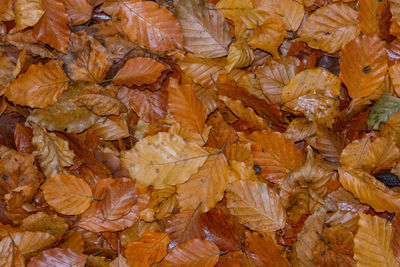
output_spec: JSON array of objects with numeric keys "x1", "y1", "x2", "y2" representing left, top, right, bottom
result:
[
  {"x1": 354, "y1": 213, "x2": 399, "y2": 267},
  {"x1": 120, "y1": 0, "x2": 183, "y2": 52},
  {"x1": 122, "y1": 131, "x2": 208, "y2": 189},
  {"x1": 41, "y1": 174, "x2": 93, "y2": 215},
  {"x1": 114, "y1": 57, "x2": 168, "y2": 86},
  {"x1": 340, "y1": 34, "x2": 388, "y2": 99},
  {"x1": 1, "y1": 0, "x2": 400, "y2": 265},
  {"x1": 5, "y1": 60, "x2": 68, "y2": 108}
]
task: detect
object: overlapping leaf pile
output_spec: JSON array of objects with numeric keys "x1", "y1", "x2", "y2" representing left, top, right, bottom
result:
[{"x1": 2, "y1": 0, "x2": 400, "y2": 266}]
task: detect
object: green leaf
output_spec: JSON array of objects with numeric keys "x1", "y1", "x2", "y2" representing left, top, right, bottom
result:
[{"x1": 367, "y1": 93, "x2": 400, "y2": 130}]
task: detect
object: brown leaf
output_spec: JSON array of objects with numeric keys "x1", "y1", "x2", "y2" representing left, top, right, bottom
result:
[
  {"x1": 11, "y1": 231, "x2": 57, "y2": 259},
  {"x1": 246, "y1": 231, "x2": 290, "y2": 267},
  {"x1": 126, "y1": 229, "x2": 169, "y2": 267},
  {"x1": 63, "y1": 32, "x2": 111, "y2": 83},
  {"x1": 63, "y1": 0, "x2": 93, "y2": 25},
  {"x1": 32, "y1": 0, "x2": 70, "y2": 53},
  {"x1": 32, "y1": 125, "x2": 75, "y2": 178},
  {"x1": 90, "y1": 113, "x2": 130, "y2": 141},
  {"x1": 120, "y1": 1, "x2": 183, "y2": 52},
  {"x1": 5, "y1": 60, "x2": 68, "y2": 108},
  {"x1": 164, "y1": 208, "x2": 205, "y2": 248},
  {"x1": 28, "y1": 248, "x2": 87, "y2": 267},
  {"x1": 21, "y1": 212, "x2": 69, "y2": 240},
  {"x1": 338, "y1": 168, "x2": 400, "y2": 212},
  {"x1": 0, "y1": 235, "x2": 25, "y2": 267},
  {"x1": 160, "y1": 239, "x2": 219, "y2": 267}
]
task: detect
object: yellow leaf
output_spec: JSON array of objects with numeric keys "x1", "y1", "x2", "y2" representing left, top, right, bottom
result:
[
  {"x1": 169, "y1": 122, "x2": 211, "y2": 146},
  {"x1": 248, "y1": 18, "x2": 286, "y2": 58},
  {"x1": 338, "y1": 168, "x2": 400, "y2": 212},
  {"x1": 340, "y1": 136, "x2": 399, "y2": 173},
  {"x1": 226, "y1": 40, "x2": 254, "y2": 72},
  {"x1": 32, "y1": 125, "x2": 75, "y2": 178},
  {"x1": 354, "y1": 213, "x2": 399, "y2": 267},
  {"x1": 298, "y1": 3, "x2": 359, "y2": 53},
  {"x1": 381, "y1": 112, "x2": 400, "y2": 145},
  {"x1": 42, "y1": 174, "x2": 93, "y2": 215},
  {"x1": 122, "y1": 132, "x2": 209, "y2": 189},
  {"x1": 227, "y1": 180, "x2": 286, "y2": 233},
  {"x1": 282, "y1": 68, "x2": 341, "y2": 127},
  {"x1": 15, "y1": 0, "x2": 44, "y2": 31},
  {"x1": 216, "y1": 0, "x2": 266, "y2": 29},
  {"x1": 276, "y1": 0, "x2": 304, "y2": 32}
]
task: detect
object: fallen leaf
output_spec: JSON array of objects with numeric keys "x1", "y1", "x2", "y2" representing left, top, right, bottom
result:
[
  {"x1": 168, "y1": 78, "x2": 207, "y2": 134},
  {"x1": 114, "y1": 57, "x2": 168, "y2": 86},
  {"x1": 122, "y1": 130, "x2": 209, "y2": 189},
  {"x1": 174, "y1": 0, "x2": 231, "y2": 58},
  {"x1": 299, "y1": 3, "x2": 359, "y2": 53},
  {"x1": 63, "y1": 0, "x2": 93, "y2": 25},
  {"x1": 120, "y1": 1, "x2": 183, "y2": 52},
  {"x1": 340, "y1": 34, "x2": 388, "y2": 99},
  {"x1": 248, "y1": 18, "x2": 286, "y2": 58},
  {"x1": 227, "y1": 180, "x2": 286, "y2": 233},
  {"x1": 5, "y1": 60, "x2": 68, "y2": 108},
  {"x1": 32, "y1": 0, "x2": 70, "y2": 53},
  {"x1": 368, "y1": 93, "x2": 400, "y2": 130},
  {"x1": 126, "y1": 229, "x2": 169, "y2": 267},
  {"x1": 177, "y1": 152, "x2": 228, "y2": 213},
  {"x1": 15, "y1": 0, "x2": 44, "y2": 31},
  {"x1": 28, "y1": 248, "x2": 87, "y2": 267},
  {"x1": 32, "y1": 126, "x2": 75, "y2": 178},
  {"x1": 160, "y1": 238, "x2": 219, "y2": 267},
  {"x1": 41, "y1": 174, "x2": 93, "y2": 215},
  {"x1": 354, "y1": 213, "x2": 399, "y2": 267}
]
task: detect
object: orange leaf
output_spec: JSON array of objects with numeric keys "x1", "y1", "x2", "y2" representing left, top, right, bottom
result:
[
  {"x1": 246, "y1": 231, "x2": 290, "y2": 267},
  {"x1": 248, "y1": 18, "x2": 286, "y2": 58},
  {"x1": 0, "y1": 236, "x2": 25, "y2": 267},
  {"x1": 340, "y1": 34, "x2": 388, "y2": 99},
  {"x1": 168, "y1": 78, "x2": 207, "y2": 134},
  {"x1": 120, "y1": 1, "x2": 183, "y2": 52},
  {"x1": 41, "y1": 174, "x2": 93, "y2": 215},
  {"x1": 248, "y1": 130, "x2": 304, "y2": 182},
  {"x1": 63, "y1": 0, "x2": 93, "y2": 26},
  {"x1": 160, "y1": 239, "x2": 219, "y2": 267},
  {"x1": 28, "y1": 248, "x2": 87, "y2": 267},
  {"x1": 114, "y1": 57, "x2": 168, "y2": 86},
  {"x1": 77, "y1": 179, "x2": 149, "y2": 232},
  {"x1": 338, "y1": 168, "x2": 400, "y2": 212},
  {"x1": 298, "y1": 3, "x2": 359, "y2": 53},
  {"x1": 177, "y1": 152, "x2": 228, "y2": 213},
  {"x1": 32, "y1": 0, "x2": 70, "y2": 53},
  {"x1": 126, "y1": 229, "x2": 170, "y2": 267},
  {"x1": 5, "y1": 60, "x2": 68, "y2": 108},
  {"x1": 391, "y1": 213, "x2": 400, "y2": 262}
]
